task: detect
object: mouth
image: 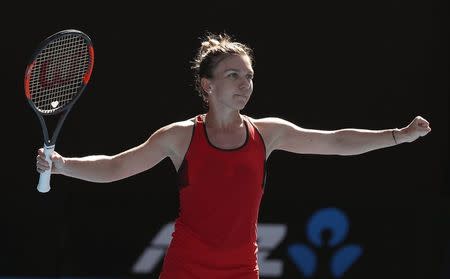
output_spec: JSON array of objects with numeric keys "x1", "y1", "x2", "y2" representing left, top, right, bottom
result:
[{"x1": 235, "y1": 94, "x2": 249, "y2": 99}]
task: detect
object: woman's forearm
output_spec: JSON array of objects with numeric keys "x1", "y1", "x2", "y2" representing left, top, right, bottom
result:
[
  {"x1": 59, "y1": 155, "x2": 121, "y2": 183},
  {"x1": 333, "y1": 128, "x2": 401, "y2": 155}
]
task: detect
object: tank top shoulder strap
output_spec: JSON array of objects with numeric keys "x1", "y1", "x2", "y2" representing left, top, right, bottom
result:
[
  {"x1": 195, "y1": 114, "x2": 204, "y2": 124},
  {"x1": 243, "y1": 115, "x2": 266, "y2": 153},
  {"x1": 187, "y1": 114, "x2": 207, "y2": 149},
  {"x1": 242, "y1": 115, "x2": 256, "y2": 138}
]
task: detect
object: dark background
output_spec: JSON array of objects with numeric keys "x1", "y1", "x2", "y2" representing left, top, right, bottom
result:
[{"x1": 1, "y1": 0, "x2": 448, "y2": 278}]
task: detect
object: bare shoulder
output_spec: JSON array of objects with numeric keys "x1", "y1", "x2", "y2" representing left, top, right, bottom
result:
[
  {"x1": 151, "y1": 117, "x2": 196, "y2": 169},
  {"x1": 155, "y1": 117, "x2": 195, "y2": 140},
  {"x1": 247, "y1": 116, "x2": 286, "y2": 124},
  {"x1": 246, "y1": 115, "x2": 291, "y2": 131},
  {"x1": 245, "y1": 116, "x2": 292, "y2": 154},
  {"x1": 162, "y1": 117, "x2": 195, "y2": 130}
]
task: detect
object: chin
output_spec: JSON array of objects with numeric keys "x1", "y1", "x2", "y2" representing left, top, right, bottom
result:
[
  {"x1": 234, "y1": 100, "x2": 249, "y2": 110},
  {"x1": 235, "y1": 97, "x2": 250, "y2": 109}
]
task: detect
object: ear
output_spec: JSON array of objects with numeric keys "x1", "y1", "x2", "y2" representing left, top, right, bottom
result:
[{"x1": 200, "y1": 77, "x2": 213, "y2": 94}]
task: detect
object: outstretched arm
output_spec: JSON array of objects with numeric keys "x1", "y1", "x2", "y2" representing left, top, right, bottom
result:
[
  {"x1": 258, "y1": 116, "x2": 431, "y2": 156},
  {"x1": 36, "y1": 122, "x2": 185, "y2": 183}
]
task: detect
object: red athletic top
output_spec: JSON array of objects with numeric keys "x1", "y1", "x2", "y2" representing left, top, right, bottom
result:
[{"x1": 159, "y1": 114, "x2": 266, "y2": 279}]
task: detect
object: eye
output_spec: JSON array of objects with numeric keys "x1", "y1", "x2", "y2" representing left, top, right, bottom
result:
[
  {"x1": 246, "y1": 74, "x2": 254, "y2": 80},
  {"x1": 227, "y1": 72, "x2": 239, "y2": 79}
]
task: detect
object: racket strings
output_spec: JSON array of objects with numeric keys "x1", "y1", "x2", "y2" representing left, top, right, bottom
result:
[{"x1": 29, "y1": 35, "x2": 92, "y2": 114}]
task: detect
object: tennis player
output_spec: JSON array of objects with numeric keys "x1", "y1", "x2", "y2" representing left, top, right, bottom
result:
[{"x1": 36, "y1": 32, "x2": 431, "y2": 279}]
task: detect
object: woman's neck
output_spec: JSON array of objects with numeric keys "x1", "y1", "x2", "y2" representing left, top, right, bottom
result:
[{"x1": 204, "y1": 109, "x2": 243, "y2": 130}]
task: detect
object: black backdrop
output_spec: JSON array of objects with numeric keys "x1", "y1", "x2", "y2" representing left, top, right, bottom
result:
[{"x1": 1, "y1": 1, "x2": 448, "y2": 278}]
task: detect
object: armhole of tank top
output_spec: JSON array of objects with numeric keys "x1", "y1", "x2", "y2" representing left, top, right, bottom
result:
[
  {"x1": 176, "y1": 117, "x2": 197, "y2": 175},
  {"x1": 244, "y1": 116, "x2": 268, "y2": 191},
  {"x1": 244, "y1": 116, "x2": 267, "y2": 157}
]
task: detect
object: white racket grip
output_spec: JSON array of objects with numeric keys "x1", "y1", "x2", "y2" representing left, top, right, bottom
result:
[{"x1": 37, "y1": 144, "x2": 55, "y2": 193}]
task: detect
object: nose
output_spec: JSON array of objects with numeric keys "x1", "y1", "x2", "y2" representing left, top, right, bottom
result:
[{"x1": 239, "y1": 77, "x2": 252, "y2": 90}]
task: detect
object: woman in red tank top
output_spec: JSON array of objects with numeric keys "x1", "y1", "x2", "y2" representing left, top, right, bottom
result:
[{"x1": 36, "y1": 32, "x2": 431, "y2": 279}]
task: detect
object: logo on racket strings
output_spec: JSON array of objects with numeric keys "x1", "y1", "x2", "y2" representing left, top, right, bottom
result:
[
  {"x1": 51, "y1": 101, "x2": 59, "y2": 108},
  {"x1": 38, "y1": 52, "x2": 84, "y2": 89}
]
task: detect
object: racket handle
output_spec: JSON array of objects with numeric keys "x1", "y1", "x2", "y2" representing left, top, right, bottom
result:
[{"x1": 37, "y1": 144, "x2": 55, "y2": 193}]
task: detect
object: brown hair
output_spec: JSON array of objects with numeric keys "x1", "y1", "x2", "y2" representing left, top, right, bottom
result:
[{"x1": 191, "y1": 32, "x2": 254, "y2": 108}]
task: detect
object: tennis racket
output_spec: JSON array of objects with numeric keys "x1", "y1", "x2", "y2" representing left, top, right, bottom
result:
[{"x1": 24, "y1": 29, "x2": 94, "y2": 193}]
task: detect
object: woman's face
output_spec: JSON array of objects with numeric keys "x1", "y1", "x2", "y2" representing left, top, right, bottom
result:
[{"x1": 207, "y1": 54, "x2": 254, "y2": 111}]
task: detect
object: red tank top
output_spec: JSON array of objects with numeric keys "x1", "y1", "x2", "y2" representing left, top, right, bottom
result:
[{"x1": 159, "y1": 114, "x2": 266, "y2": 279}]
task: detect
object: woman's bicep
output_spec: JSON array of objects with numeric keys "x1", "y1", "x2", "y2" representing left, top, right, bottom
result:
[
  {"x1": 112, "y1": 127, "x2": 172, "y2": 179},
  {"x1": 270, "y1": 118, "x2": 337, "y2": 155}
]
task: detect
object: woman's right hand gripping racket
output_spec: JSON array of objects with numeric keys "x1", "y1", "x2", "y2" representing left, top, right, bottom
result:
[{"x1": 24, "y1": 29, "x2": 94, "y2": 193}]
